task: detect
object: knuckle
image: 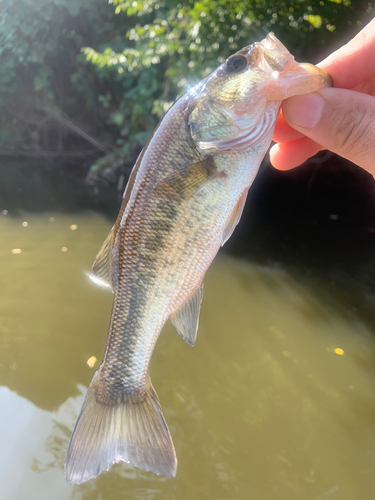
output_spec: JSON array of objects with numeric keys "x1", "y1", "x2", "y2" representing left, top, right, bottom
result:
[{"x1": 332, "y1": 102, "x2": 373, "y2": 155}]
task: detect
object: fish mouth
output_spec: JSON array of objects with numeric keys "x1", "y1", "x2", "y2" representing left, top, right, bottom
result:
[
  {"x1": 291, "y1": 63, "x2": 333, "y2": 87},
  {"x1": 265, "y1": 61, "x2": 333, "y2": 100}
]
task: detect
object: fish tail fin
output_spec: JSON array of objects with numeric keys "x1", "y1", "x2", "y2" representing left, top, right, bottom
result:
[{"x1": 65, "y1": 372, "x2": 177, "y2": 484}]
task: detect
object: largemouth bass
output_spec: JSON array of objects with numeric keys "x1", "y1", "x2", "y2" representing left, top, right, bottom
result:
[{"x1": 65, "y1": 33, "x2": 331, "y2": 484}]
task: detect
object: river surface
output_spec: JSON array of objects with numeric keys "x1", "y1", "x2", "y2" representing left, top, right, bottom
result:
[{"x1": 1, "y1": 210, "x2": 375, "y2": 500}]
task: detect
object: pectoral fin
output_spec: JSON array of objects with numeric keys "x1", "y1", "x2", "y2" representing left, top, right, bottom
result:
[
  {"x1": 171, "y1": 283, "x2": 203, "y2": 346},
  {"x1": 155, "y1": 158, "x2": 225, "y2": 201},
  {"x1": 221, "y1": 189, "x2": 248, "y2": 246},
  {"x1": 90, "y1": 227, "x2": 115, "y2": 289}
]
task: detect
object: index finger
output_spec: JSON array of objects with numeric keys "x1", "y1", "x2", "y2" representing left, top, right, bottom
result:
[
  {"x1": 318, "y1": 17, "x2": 375, "y2": 89},
  {"x1": 273, "y1": 108, "x2": 305, "y2": 143}
]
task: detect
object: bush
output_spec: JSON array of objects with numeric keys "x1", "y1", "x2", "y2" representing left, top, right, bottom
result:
[{"x1": 1, "y1": 0, "x2": 373, "y2": 182}]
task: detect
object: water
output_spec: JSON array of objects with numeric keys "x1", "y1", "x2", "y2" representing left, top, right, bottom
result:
[{"x1": 1, "y1": 211, "x2": 375, "y2": 500}]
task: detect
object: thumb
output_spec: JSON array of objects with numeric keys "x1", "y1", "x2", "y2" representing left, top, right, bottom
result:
[{"x1": 282, "y1": 87, "x2": 375, "y2": 174}]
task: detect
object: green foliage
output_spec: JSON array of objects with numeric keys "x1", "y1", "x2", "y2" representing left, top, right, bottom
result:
[
  {"x1": 0, "y1": 0, "x2": 374, "y2": 182},
  {"x1": 79, "y1": 0, "x2": 373, "y2": 179},
  {"x1": 1, "y1": 0, "x2": 90, "y2": 97},
  {"x1": 0, "y1": 0, "x2": 126, "y2": 151},
  {"x1": 90, "y1": 0, "x2": 373, "y2": 82},
  {"x1": 0, "y1": 0, "x2": 166, "y2": 176}
]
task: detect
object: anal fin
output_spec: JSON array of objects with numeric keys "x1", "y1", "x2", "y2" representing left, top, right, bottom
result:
[
  {"x1": 91, "y1": 227, "x2": 115, "y2": 289},
  {"x1": 171, "y1": 283, "x2": 203, "y2": 346},
  {"x1": 221, "y1": 189, "x2": 248, "y2": 246}
]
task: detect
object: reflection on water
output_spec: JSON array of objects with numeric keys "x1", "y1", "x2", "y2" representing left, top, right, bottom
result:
[
  {"x1": 1, "y1": 211, "x2": 375, "y2": 500},
  {"x1": 0, "y1": 386, "x2": 79, "y2": 500}
]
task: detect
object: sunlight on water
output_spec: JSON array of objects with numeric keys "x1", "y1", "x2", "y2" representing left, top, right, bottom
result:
[{"x1": 1, "y1": 211, "x2": 375, "y2": 500}]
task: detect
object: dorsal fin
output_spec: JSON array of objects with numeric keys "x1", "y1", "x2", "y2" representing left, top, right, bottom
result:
[
  {"x1": 90, "y1": 227, "x2": 115, "y2": 289},
  {"x1": 221, "y1": 189, "x2": 248, "y2": 246},
  {"x1": 171, "y1": 283, "x2": 203, "y2": 346}
]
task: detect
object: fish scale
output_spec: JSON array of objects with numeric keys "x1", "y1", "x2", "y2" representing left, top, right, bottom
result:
[{"x1": 65, "y1": 32, "x2": 332, "y2": 484}]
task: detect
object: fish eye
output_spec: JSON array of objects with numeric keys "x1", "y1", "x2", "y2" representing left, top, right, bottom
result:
[{"x1": 226, "y1": 54, "x2": 247, "y2": 73}]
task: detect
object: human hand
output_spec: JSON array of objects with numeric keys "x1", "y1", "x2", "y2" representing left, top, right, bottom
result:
[{"x1": 270, "y1": 18, "x2": 375, "y2": 176}]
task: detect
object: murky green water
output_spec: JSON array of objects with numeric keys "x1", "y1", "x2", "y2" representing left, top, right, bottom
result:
[{"x1": 1, "y1": 211, "x2": 375, "y2": 500}]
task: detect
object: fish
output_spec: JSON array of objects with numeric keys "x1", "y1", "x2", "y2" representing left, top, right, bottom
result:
[{"x1": 65, "y1": 32, "x2": 331, "y2": 484}]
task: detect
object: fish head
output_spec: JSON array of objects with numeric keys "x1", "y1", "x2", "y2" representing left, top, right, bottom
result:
[
  {"x1": 204, "y1": 32, "x2": 331, "y2": 110},
  {"x1": 189, "y1": 33, "x2": 331, "y2": 153}
]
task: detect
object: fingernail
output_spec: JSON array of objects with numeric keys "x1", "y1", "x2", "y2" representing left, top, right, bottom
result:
[{"x1": 283, "y1": 93, "x2": 324, "y2": 129}]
